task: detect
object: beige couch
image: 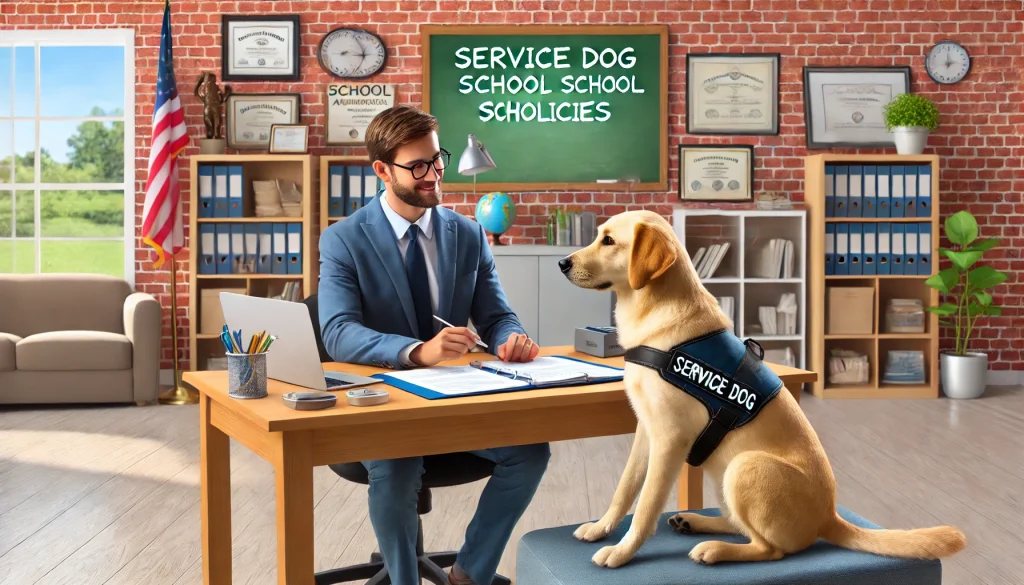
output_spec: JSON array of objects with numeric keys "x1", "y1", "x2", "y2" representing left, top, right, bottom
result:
[{"x1": 0, "y1": 274, "x2": 162, "y2": 405}]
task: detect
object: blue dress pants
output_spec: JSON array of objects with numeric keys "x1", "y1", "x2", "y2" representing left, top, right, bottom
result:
[{"x1": 361, "y1": 443, "x2": 551, "y2": 585}]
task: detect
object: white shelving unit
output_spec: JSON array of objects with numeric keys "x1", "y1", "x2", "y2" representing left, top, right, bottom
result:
[{"x1": 672, "y1": 207, "x2": 808, "y2": 370}]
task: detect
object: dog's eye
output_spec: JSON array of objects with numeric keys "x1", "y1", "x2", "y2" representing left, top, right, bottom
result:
[{"x1": 602, "y1": 235, "x2": 615, "y2": 246}]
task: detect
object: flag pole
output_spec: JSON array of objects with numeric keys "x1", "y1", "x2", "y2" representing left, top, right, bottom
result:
[{"x1": 158, "y1": 252, "x2": 198, "y2": 405}]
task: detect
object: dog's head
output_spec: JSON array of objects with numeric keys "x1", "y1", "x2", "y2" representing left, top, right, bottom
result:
[{"x1": 559, "y1": 210, "x2": 680, "y2": 292}]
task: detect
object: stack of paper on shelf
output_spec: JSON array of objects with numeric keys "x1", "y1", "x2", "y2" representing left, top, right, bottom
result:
[
  {"x1": 714, "y1": 295, "x2": 735, "y2": 324},
  {"x1": 752, "y1": 238, "x2": 795, "y2": 278},
  {"x1": 757, "y1": 292, "x2": 798, "y2": 336},
  {"x1": 764, "y1": 347, "x2": 795, "y2": 367},
  {"x1": 690, "y1": 242, "x2": 730, "y2": 279}
]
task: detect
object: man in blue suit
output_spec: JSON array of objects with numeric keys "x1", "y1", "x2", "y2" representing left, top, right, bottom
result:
[{"x1": 318, "y1": 105, "x2": 550, "y2": 585}]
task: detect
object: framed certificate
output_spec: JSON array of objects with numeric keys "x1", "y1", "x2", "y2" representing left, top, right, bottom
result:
[
  {"x1": 678, "y1": 144, "x2": 754, "y2": 202},
  {"x1": 803, "y1": 65, "x2": 912, "y2": 148},
  {"x1": 221, "y1": 15, "x2": 300, "y2": 81},
  {"x1": 325, "y1": 83, "x2": 396, "y2": 145},
  {"x1": 686, "y1": 53, "x2": 780, "y2": 135},
  {"x1": 269, "y1": 124, "x2": 309, "y2": 153},
  {"x1": 226, "y1": 93, "x2": 301, "y2": 150}
]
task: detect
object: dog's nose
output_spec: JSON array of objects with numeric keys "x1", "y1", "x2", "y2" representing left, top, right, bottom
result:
[{"x1": 558, "y1": 257, "x2": 573, "y2": 273}]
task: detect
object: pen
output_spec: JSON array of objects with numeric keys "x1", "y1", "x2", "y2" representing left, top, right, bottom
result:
[{"x1": 432, "y1": 315, "x2": 488, "y2": 348}]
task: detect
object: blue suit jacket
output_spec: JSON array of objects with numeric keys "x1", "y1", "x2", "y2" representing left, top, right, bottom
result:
[{"x1": 318, "y1": 195, "x2": 526, "y2": 369}]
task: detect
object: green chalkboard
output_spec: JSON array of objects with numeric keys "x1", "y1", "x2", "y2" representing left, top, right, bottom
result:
[{"x1": 422, "y1": 25, "x2": 668, "y2": 191}]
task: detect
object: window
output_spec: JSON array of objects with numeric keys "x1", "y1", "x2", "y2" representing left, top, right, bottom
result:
[{"x1": 0, "y1": 30, "x2": 135, "y2": 285}]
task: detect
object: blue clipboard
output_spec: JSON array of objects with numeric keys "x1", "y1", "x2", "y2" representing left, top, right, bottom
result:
[{"x1": 371, "y1": 355, "x2": 624, "y2": 400}]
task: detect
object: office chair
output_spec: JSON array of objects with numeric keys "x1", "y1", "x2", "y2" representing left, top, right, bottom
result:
[{"x1": 301, "y1": 294, "x2": 512, "y2": 585}]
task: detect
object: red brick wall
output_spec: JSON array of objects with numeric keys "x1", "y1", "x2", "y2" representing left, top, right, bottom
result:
[{"x1": 3, "y1": 0, "x2": 1022, "y2": 374}]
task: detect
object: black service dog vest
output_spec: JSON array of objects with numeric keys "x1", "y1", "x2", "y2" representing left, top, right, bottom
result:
[{"x1": 624, "y1": 329, "x2": 783, "y2": 467}]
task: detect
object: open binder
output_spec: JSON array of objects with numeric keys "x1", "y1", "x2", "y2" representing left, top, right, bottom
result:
[{"x1": 371, "y1": 355, "x2": 625, "y2": 400}]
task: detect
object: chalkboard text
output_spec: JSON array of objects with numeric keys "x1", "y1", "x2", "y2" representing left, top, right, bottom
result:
[{"x1": 450, "y1": 45, "x2": 647, "y2": 123}]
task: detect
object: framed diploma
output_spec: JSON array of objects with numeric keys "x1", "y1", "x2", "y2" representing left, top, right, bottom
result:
[
  {"x1": 803, "y1": 65, "x2": 912, "y2": 148},
  {"x1": 686, "y1": 53, "x2": 780, "y2": 135},
  {"x1": 226, "y1": 93, "x2": 301, "y2": 150},
  {"x1": 678, "y1": 144, "x2": 754, "y2": 202},
  {"x1": 221, "y1": 15, "x2": 300, "y2": 81},
  {"x1": 269, "y1": 124, "x2": 309, "y2": 154},
  {"x1": 325, "y1": 83, "x2": 396, "y2": 145}
]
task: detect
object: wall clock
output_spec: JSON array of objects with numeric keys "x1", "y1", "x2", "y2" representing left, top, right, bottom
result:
[
  {"x1": 925, "y1": 40, "x2": 970, "y2": 85},
  {"x1": 317, "y1": 27, "x2": 387, "y2": 79}
]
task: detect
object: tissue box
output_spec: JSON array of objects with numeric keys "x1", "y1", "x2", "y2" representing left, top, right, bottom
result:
[{"x1": 574, "y1": 326, "x2": 624, "y2": 358}]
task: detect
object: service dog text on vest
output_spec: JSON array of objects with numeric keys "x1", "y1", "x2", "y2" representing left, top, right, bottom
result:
[{"x1": 671, "y1": 354, "x2": 757, "y2": 411}]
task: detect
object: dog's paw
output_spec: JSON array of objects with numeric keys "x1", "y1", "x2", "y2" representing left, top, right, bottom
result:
[
  {"x1": 573, "y1": 521, "x2": 612, "y2": 542},
  {"x1": 592, "y1": 544, "x2": 635, "y2": 568},
  {"x1": 688, "y1": 541, "x2": 721, "y2": 565},
  {"x1": 667, "y1": 514, "x2": 692, "y2": 534}
]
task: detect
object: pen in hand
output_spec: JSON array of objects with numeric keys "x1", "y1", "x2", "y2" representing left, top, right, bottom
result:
[{"x1": 432, "y1": 315, "x2": 488, "y2": 348}]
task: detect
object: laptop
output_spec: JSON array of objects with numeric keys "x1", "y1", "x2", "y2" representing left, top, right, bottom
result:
[{"x1": 218, "y1": 292, "x2": 381, "y2": 392}]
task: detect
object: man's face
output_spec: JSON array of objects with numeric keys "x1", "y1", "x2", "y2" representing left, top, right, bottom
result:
[{"x1": 385, "y1": 131, "x2": 444, "y2": 209}]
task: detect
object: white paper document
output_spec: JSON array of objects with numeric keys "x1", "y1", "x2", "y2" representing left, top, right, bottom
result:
[
  {"x1": 477, "y1": 356, "x2": 623, "y2": 385},
  {"x1": 380, "y1": 365, "x2": 530, "y2": 396}
]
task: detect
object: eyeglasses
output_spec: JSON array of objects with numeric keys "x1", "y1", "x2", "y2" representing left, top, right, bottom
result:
[{"x1": 391, "y1": 148, "x2": 450, "y2": 180}]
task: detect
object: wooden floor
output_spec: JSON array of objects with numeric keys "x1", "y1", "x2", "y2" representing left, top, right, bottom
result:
[{"x1": 1, "y1": 385, "x2": 1020, "y2": 585}]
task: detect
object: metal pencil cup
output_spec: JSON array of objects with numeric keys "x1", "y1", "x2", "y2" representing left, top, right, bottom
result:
[{"x1": 227, "y1": 352, "x2": 268, "y2": 399}]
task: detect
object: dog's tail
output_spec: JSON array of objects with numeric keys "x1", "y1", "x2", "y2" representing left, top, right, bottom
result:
[{"x1": 820, "y1": 512, "x2": 966, "y2": 560}]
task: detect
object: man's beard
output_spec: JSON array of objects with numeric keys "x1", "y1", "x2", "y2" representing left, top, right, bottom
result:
[{"x1": 391, "y1": 178, "x2": 441, "y2": 208}]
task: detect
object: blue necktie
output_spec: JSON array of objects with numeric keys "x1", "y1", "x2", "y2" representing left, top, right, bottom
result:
[{"x1": 405, "y1": 225, "x2": 434, "y2": 341}]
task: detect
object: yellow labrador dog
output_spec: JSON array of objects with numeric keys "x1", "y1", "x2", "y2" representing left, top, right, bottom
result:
[{"x1": 558, "y1": 210, "x2": 966, "y2": 568}]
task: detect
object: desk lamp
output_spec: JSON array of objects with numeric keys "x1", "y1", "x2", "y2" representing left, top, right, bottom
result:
[{"x1": 458, "y1": 133, "x2": 496, "y2": 192}]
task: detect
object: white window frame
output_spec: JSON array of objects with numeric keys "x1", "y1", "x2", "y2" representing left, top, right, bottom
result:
[{"x1": 1, "y1": 29, "x2": 136, "y2": 286}]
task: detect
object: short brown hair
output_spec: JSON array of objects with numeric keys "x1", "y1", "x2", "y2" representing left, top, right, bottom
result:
[{"x1": 365, "y1": 105, "x2": 439, "y2": 164}]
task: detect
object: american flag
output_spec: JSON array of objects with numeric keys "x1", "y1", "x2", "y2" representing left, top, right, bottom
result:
[{"x1": 141, "y1": 0, "x2": 188, "y2": 269}]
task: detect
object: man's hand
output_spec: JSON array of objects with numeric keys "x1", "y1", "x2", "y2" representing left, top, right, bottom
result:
[
  {"x1": 409, "y1": 327, "x2": 481, "y2": 367},
  {"x1": 497, "y1": 332, "x2": 540, "y2": 363}
]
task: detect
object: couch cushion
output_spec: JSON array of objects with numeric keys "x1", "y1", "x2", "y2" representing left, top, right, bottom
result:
[
  {"x1": 516, "y1": 507, "x2": 942, "y2": 585},
  {"x1": 16, "y1": 331, "x2": 132, "y2": 371},
  {"x1": 0, "y1": 274, "x2": 131, "y2": 338},
  {"x1": 0, "y1": 332, "x2": 20, "y2": 372}
]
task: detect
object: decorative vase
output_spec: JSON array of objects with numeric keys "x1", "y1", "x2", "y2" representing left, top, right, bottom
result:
[
  {"x1": 892, "y1": 126, "x2": 929, "y2": 155},
  {"x1": 940, "y1": 352, "x2": 988, "y2": 399}
]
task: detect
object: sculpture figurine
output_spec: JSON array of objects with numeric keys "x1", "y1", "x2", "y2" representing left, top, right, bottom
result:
[{"x1": 194, "y1": 71, "x2": 232, "y2": 140}]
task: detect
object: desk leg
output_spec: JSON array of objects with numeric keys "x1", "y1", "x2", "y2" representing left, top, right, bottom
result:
[
  {"x1": 273, "y1": 430, "x2": 314, "y2": 585},
  {"x1": 676, "y1": 464, "x2": 703, "y2": 511},
  {"x1": 201, "y1": 394, "x2": 232, "y2": 585}
]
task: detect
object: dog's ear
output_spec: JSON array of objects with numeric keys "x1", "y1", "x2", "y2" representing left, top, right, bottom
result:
[{"x1": 628, "y1": 221, "x2": 677, "y2": 290}]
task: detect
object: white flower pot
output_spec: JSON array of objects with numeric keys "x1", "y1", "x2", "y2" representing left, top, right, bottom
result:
[
  {"x1": 892, "y1": 126, "x2": 930, "y2": 155},
  {"x1": 940, "y1": 352, "x2": 987, "y2": 399}
]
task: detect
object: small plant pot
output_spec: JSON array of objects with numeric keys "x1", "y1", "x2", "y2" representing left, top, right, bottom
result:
[
  {"x1": 940, "y1": 351, "x2": 987, "y2": 399},
  {"x1": 892, "y1": 126, "x2": 930, "y2": 155}
]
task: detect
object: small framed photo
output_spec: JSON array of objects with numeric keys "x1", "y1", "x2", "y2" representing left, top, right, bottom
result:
[
  {"x1": 221, "y1": 15, "x2": 301, "y2": 81},
  {"x1": 803, "y1": 65, "x2": 912, "y2": 148},
  {"x1": 686, "y1": 53, "x2": 780, "y2": 135},
  {"x1": 225, "y1": 93, "x2": 301, "y2": 150},
  {"x1": 678, "y1": 143, "x2": 754, "y2": 202},
  {"x1": 269, "y1": 124, "x2": 309, "y2": 153}
]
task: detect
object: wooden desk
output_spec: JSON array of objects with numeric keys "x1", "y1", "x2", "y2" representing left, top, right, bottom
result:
[{"x1": 184, "y1": 346, "x2": 815, "y2": 585}]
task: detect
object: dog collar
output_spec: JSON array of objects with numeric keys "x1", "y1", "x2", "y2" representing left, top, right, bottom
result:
[{"x1": 623, "y1": 329, "x2": 783, "y2": 467}]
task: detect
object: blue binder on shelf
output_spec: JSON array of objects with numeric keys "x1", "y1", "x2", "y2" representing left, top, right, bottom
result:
[
  {"x1": 228, "y1": 165, "x2": 244, "y2": 218},
  {"x1": 890, "y1": 166, "x2": 905, "y2": 217},
  {"x1": 834, "y1": 165, "x2": 849, "y2": 217},
  {"x1": 286, "y1": 223, "x2": 302, "y2": 275},
  {"x1": 903, "y1": 165, "x2": 918, "y2": 218},
  {"x1": 215, "y1": 224, "x2": 231, "y2": 274},
  {"x1": 877, "y1": 166, "x2": 891, "y2": 217},
  {"x1": 835, "y1": 223, "x2": 849, "y2": 275},
  {"x1": 329, "y1": 166, "x2": 345, "y2": 217},
  {"x1": 849, "y1": 224, "x2": 863, "y2": 275},
  {"x1": 918, "y1": 223, "x2": 932, "y2": 275},
  {"x1": 257, "y1": 223, "x2": 274, "y2": 274},
  {"x1": 272, "y1": 223, "x2": 287, "y2": 274},
  {"x1": 824, "y1": 223, "x2": 836, "y2": 275},
  {"x1": 892, "y1": 224, "x2": 905, "y2": 274},
  {"x1": 243, "y1": 224, "x2": 259, "y2": 274},
  {"x1": 371, "y1": 356, "x2": 625, "y2": 400},
  {"x1": 230, "y1": 224, "x2": 245, "y2": 274},
  {"x1": 904, "y1": 224, "x2": 919, "y2": 275},
  {"x1": 863, "y1": 165, "x2": 877, "y2": 217},
  {"x1": 199, "y1": 224, "x2": 216, "y2": 274},
  {"x1": 863, "y1": 223, "x2": 877, "y2": 275},
  {"x1": 848, "y1": 165, "x2": 863, "y2": 217},
  {"x1": 877, "y1": 222, "x2": 891, "y2": 275},
  {"x1": 824, "y1": 165, "x2": 835, "y2": 217},
  {"x1": 347, "y1": 166, "x2": 364, "y2": 215},
  {"x1": 213, "y1": 166, "x2": 229, "y2": 217},
  {"x1": 198, "y1": 165, "x2": 214, "y2": 218},
  {"x1": 917, "y1": 164, "x2": 932, "y2": 217}
]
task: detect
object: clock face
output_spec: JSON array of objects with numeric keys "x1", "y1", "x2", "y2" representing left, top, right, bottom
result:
[
  {"x1": 926, "y1": 41, "x2": 970, "y2": 85},
  {"x1": 317, "y1": 27, "x2": 387, "y2": 79}
]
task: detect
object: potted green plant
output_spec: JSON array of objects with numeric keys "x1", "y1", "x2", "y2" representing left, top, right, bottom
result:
[
  {"x1": 883, "y1": 93, "x2": 940, "y2": 155},
  {"x1": 925, "y1": 210, "x2": 1006, "y2": 399}
]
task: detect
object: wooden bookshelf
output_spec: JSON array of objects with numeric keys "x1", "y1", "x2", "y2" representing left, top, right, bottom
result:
[
  {"x1": 319, "y1": 155, "x2": 376, "y2": 235},
  {"x1": 187, "y1": 154, "x2": 317, "y2": 371},
  {"x1": 805, "y1": 154, "x2": 940, "y2": 399}
]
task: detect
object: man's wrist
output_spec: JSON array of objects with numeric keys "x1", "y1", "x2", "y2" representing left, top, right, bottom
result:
[{"x1": 400, "y1": 342, "x2": 423, "y2": 367}]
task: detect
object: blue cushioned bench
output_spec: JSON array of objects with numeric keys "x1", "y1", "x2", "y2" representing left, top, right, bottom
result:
[{"x1": 517, "y1": 506, "x2": 941, "y2": 585}]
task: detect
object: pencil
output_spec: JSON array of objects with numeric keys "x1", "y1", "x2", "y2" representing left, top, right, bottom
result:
[{"x1": 432, "y1": 315, "x2": 488, "y2": 348}]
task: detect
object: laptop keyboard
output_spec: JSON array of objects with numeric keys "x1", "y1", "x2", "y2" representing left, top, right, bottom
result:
[{"x1": 325, "y1": 376, "x2": 346, "y2": 389}]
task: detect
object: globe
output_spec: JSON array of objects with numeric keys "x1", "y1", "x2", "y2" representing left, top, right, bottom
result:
[{"x1": 474, "y1": 192, "x2": 516, "y2": 244}]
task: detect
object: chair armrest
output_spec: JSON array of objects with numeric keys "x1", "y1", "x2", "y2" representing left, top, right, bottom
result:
[{"x1": 124, "y1": 292, "x2": 162, "y2": 403}]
